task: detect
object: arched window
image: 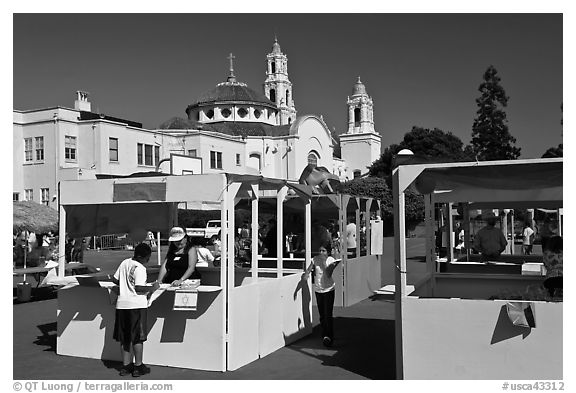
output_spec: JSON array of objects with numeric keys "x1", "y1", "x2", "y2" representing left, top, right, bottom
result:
[
  {"x1": 308, "y1": 151, "x2": 319, "y2": 167},
  {"x1": 288, "y1": 118, "x2": 291, "y2": 124},
  {"x1": 254, "y1": 109, "x2": 261, "y2": 119},
  {"x1": 354, "y1": 108, "x2": 361, "y2": 126},
  {"x1": 221, "y1": 108, "x2": 231, "y2": 118},
  {"x1": 238, "y1": 107, "x2": 248, "y2": 118},
  {"x1": 286, "y1": 90, "x2": 289, "y2": 104},
  {"x1": 270, "y1": 89, "x2": 276, "y2": 103},
  {"x1": 248, "y1": 153, "x2": 261, "y2": 171},
  {"x1": 271, "y1": 62, "x2": 276, "y2": 73}
]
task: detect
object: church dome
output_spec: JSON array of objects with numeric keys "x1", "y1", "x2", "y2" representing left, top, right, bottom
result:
[
  {"x1": 186, "y1": 82, "x2": 276, "y2": 115},
  {"x1": 352, "y1": 76, "x2": 367, "y2": 96}
]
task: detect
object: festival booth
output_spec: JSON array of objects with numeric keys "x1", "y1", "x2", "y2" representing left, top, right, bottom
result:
[
  {"x1": 310, "y1": 194, "x2": 384, "y2": 307},
  {"x1": 393, "y1": 158, "x2": 562, "y2": 379},
  {"x1": 246, "y1": 193, "x2": 384, "y2": 307},
  {"x1": 55, "y1": 173, "x2": 316, "y2": 371}
]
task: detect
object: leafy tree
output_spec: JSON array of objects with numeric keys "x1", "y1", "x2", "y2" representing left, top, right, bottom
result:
[
  {"x1": 542, "y1": 144, "x2": 563, "y2": 158},
  {"x1": 366, "y1": 126, "x2": 472, "y2": 235},
  {"x1": 339, "y1": 176, "x2": 424, "y2": 236},
  {"x1": 542, "y1": 104, "x2": 563, "y2": 158},
  {"x1": 159, "y1": 117, "x2": 195, "y2": 129},
  {"x1": 369, "y1": 126, "x2": 473, "y2": 185},
  {"x1": 470, "y1": 65, "x2": 521, "y2": 160}
]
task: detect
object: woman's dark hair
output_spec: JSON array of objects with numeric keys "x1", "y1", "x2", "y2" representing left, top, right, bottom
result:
[
  {"x1": 545, "y1": 236, "x2": 562, "y2": 253},
  {"x1": 167, "y1": 235, "x2": 193, "y2": 257},
  {"x1": 319, "y1": 241, "x2": 332, "y2": 255}
]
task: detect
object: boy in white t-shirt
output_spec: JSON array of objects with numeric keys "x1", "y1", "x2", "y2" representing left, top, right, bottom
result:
[
  {"x1": 522, "y1": 223, "x2": 535, "y2": 255},
  {"x1": 109, "y1": 243, "x2": 159, "y2": 377}
]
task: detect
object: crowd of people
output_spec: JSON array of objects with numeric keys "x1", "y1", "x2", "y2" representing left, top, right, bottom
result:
[{"x1": 13, "y1": 230, "x2": 93, "y2": 268}]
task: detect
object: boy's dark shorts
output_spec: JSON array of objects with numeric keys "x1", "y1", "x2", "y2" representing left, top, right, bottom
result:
[{"x1": 113, "y1": 308, "x2": 148, "y2": 345}]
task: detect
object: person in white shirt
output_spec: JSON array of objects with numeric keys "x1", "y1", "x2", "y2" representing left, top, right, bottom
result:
[
  {"x1": 193, "y1": 237, "x2": 215, "y2": 267},
  {"x1": 522, "y1": 222, "x2": 535, "y2": 255},
  {"x1": 303, "y1": 243, "x2": 341, "y2": 347},
  {"x1": 346, "y1": 216, "x2": 357, "y2": 258},
  {"x1": 109, "y1": 243, "x2": 159, "y2": 377}
]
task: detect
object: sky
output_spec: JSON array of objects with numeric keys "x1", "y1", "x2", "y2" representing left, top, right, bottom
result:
[{"x1": 13, "y1": 13, "x2": 562, "y2": 159}]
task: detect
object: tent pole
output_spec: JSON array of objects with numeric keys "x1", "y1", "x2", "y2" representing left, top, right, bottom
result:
[
  {"x1": 393, "y1": 166, "x2": 406, "y2": 380},
  {"x1": 447, "y1": 203, "x2": 454, "y2": 262},
  {"x1": 276, "y1": 186, "x2": 288, "y2": 278},
  {"x1": 251, "y1": 184, "x2": 259, "y2": 280},
  {"x1": 58, "y1": 204, "x2": 66, "y2": 279},
  {"x1": 157, "y1": 232, "x2": 161, "y2": 266},
  {"x1": 23, "y1": 232, "x2": 28, "y2": 283}
]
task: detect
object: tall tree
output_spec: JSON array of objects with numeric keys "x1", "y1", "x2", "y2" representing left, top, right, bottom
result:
[
  {"x1": 470, "y1": 65, "x2": 521, "y2": 160},
  {"x1": 542, "y1": 144, "x2": 563, "y2": 158},
  {"x1": 369, "y1": 126, "x2": 473, "y2": 185},
  {"x1": 366, "y1": 126, "x2": 471, "y2": 234},
  {"x1": 339, "y1": 176, "x2": 423, "y2": 236}
]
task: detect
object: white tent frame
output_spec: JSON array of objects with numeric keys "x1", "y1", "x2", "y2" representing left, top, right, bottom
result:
[{"x1": 393, "y1": 158, "x2": 563, "y2": 379}]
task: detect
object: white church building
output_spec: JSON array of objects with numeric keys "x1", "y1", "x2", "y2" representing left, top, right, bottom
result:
[{"x1": 13, "y1": 39, "x2": 381, "y2": 209}]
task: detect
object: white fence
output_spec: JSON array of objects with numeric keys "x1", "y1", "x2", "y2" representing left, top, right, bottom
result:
[{"x1": 93, "y1": 233, "x2": 157, "y2": 251}]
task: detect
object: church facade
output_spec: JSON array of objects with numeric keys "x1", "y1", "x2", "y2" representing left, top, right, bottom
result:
[{"x1": 13, "y1": 40, "x2": 381, "y2": 209}]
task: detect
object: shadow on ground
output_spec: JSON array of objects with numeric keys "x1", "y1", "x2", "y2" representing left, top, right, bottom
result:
[
  {"x1": 13, "y1": 287, "x2": 58, "y2": 304},
  {"x1": 33, "y1": 322, "x2": 57, "y2": 352},
  {"x1": 288, "y1": 317, "x2": 396, "y2": 379}
]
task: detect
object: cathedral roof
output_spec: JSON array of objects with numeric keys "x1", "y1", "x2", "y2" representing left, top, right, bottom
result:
[
  {"x1": 201, "y1": 121, "x2": 291, "y2": 138},
  {"x1": 158, "y1": 117, "x2": 292, "y2": 138},
  {"x1": 186, "y1": 82, "x2": 276, "y2": 114}
]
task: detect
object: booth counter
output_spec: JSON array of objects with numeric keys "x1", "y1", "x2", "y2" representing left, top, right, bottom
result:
[
  {"x1": 393, "y1": 158, "x2": 563, "y2": 380},
  {"x1": 57, "y1": 268, "x2": 308, "y2": 371}
]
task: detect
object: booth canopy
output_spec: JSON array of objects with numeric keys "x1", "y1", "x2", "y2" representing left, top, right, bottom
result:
[
  {"x1": 60, "y1": 173, "x2": 320, "y2": 237},
  {"x1": 407, "y1": 158, "x2": 562, "y2": 208}
]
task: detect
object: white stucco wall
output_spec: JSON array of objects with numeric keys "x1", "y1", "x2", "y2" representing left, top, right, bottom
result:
[
  {"x1": 292, "y1": 116, "x2": 333, "y2": 180},
  {"x1": 340, "y1": 132, "x2": 381, "y2": 175},
  {"x1": 13, "y1": 123, "x2": 24, "y2": 199}
]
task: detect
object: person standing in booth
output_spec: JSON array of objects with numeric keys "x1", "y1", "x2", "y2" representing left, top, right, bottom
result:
[
  {"x1": 303, "y1": 242, "x2": 341, "y2": 347},
  {"x1": 473, "y1": 212, "x2": 508, "y2": 262},
  {"x1": 157, "y1": 227, "x2": 201, "y2": 286},
  {"x1": 346, "y1": 215, "x2": 357, "y2": 258},
  {"x1": 522, "y1": 221, "x2": 535, "y2": 255}
]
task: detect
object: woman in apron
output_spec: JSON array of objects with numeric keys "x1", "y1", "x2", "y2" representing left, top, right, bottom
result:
[{"x1": 157, "y1": 227, "x2": 201, "y2": 286}]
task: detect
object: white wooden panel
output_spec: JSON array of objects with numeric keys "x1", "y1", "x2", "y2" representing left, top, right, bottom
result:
[
  {"x1": 57, "y1": 286, "x2": 226, "y2": 371},
  {"x1": 57, "y1": 287, "x2": 117, "y2": 360},
  {"x1": 344, "y1": 255, "x2": 381, "y2": 307},
  {"x1": 280, "y1": 273, "x2": 313, "y2": 344},
  {"x1": 402, "y1": 297, "x2": 562, "y2": 379},
  {"x1": 227, "y1": 284, "x2": 259, "y2": 371},
  {"x1": 258, "y1": 278, "x2": 284, "y2": 357}
]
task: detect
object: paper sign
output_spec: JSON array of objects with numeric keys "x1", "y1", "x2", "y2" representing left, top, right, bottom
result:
[
  {"x1": 506, "y1": 302, "x2": 536, "y2": 328},
  {"x1": 370, "y1": 220, "x2": 383, "y2": 255}
]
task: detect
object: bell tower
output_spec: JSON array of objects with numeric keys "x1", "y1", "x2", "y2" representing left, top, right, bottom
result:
[
  {"x1": 340, "y1": 77, "x2": 382, "y2": 177},
  {"x1": 263, "y1": 38, "x2": 297, "y2": 125}
]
